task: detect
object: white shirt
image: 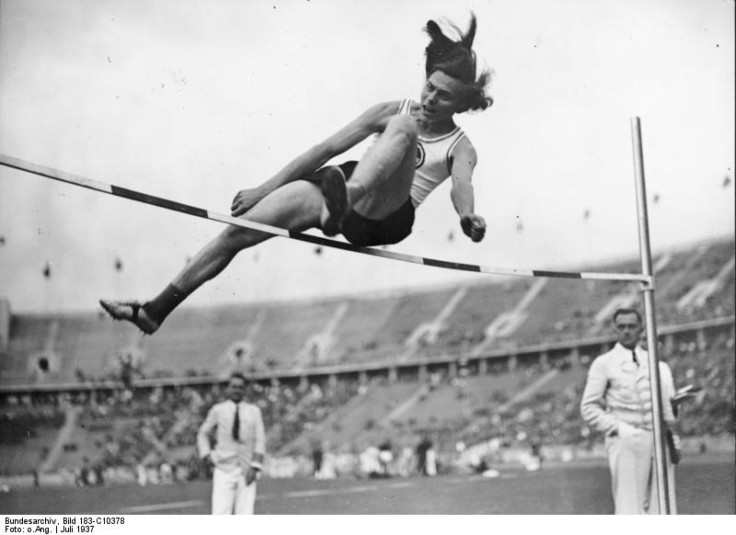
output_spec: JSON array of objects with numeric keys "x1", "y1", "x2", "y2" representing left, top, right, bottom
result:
[
  {"x1": 197, "y1": 399, "x2": 266, "y2": 472},
  {"x1": 581, "y1": 343, "x2": 676, "y2": 435},
  {"x1": 397, "y1": 98, "x2": 469, "y2": 207}
]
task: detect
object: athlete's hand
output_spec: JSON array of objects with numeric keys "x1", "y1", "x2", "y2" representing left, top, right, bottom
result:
[
  {"x1": 231, "y1": 188, "x2": 263, "y2": 217},
  {"x1": 245, "y1": 466, "x2": 259, "y2": 486},
  {"x1": 202, "y1": 453, "x2": 215, "y2": 470},
  {"x1": 461, "y1": 214, "x2": 486, "y2": 242}
]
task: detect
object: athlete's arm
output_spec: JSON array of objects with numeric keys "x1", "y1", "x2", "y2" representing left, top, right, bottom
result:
[
  {"x1": 231, "y1": 102, "x2": 398, "y2": 216},
  {"x1": 450, "y1": 138, "x2": 486, "y2": 243}
]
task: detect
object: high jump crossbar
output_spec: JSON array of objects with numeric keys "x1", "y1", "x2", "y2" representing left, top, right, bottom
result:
[{"x1": 0, "y1": 152, "x2": 649, "y2": 284}]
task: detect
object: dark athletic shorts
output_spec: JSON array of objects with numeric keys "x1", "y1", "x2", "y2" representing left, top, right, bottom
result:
[{"x1": 336, "y1": 160, "x2": 416, "y2": 247}]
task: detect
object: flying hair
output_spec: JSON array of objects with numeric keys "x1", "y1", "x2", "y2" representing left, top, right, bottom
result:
[{"x1": 424, "y1": 13, "x2": 493, "y2": 111}]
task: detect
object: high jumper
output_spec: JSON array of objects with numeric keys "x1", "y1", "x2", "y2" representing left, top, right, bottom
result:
[{"x1": 100, "y1": 13, "x2": 493, "y2": 335}]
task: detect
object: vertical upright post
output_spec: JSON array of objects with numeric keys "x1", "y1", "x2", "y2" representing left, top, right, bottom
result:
[{"x1": 630, "y1": 116, "x2": 671, "y2": 514}]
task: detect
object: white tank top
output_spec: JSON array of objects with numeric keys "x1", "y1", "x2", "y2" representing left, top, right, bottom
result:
[{"x1": 398, "y1": 98, "x2": 467, "y2": 207}]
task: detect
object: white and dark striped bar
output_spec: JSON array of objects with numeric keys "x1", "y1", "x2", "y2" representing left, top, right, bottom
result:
[{"x1": 0, "y1": 153, "x2": 650, "y2": 284}]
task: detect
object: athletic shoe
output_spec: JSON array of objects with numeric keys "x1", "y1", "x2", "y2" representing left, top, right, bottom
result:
[
  {"x1": 99, "y1": 300, "x2": 159, "y2": 335},
  {"x1": 319, "y1": 166, "x2": 349, "y2": 237}
]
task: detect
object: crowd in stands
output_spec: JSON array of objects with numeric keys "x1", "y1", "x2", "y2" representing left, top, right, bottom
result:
[
  {"x1": 0, "y1": 239, "x2": 732, "y2": 484},
  {"x1": 4, "y1": 241, "x2": 732, "y2": 386},
  {"x1": 0, "y1": 377, "x2": 363, "y2": 483},
  {"x1": 450, "y1": 358, "x2": 587, "y2": 451},
  {"x1": 666, "y1": 332, "x2": 735, "y2": 437},
  {"x1": 0, "y1": 404, "x2": 65, "y2": 445},
  {"x1": 0, "y1": 322, "x2": 733, "y2": 483}
]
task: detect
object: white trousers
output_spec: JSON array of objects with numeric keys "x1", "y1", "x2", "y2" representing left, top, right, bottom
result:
[
  {"x1": 606, "y1": 431, "x2": 677, "y2": 514},
  {"x1": 211, "y1": 467, "x2": 257, "y2": 515}
]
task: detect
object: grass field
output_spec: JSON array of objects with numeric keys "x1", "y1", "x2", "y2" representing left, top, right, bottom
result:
[{"x1": 0, "y1": 455, "x2": 733, "y2": 515}]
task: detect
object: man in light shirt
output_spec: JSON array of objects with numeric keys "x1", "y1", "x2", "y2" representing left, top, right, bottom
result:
[
  {"x1": 197, "y1": 373, "x2": 266, "y2": 515},
  {"x1": 581, "y1": 308, "x2": 678, "y2": 514}
]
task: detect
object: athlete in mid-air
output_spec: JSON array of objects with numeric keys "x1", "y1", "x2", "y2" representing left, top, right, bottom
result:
[{"x1": 101, "y1": 13, "x2": 493, "y2": 334}]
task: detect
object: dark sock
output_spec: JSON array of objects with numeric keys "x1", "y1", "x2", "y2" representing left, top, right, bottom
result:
[{"x1": 142, "y1": 284, "x2": 187, "y2": 325}]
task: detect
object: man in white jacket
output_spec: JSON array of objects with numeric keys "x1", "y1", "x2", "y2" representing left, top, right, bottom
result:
[
  {"x1": 581, "y1": 308, "x2": 678, "y2": 514},
  {"x1": 197, "y1": 373, "x2": 266, "y2": 515}
]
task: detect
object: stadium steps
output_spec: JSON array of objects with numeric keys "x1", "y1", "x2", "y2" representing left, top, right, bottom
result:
[
  {"x1": 265, "y1": 384, "x2": 326, "y2": 452},
  {"x1": 430, "y1": 281, "x2": 529, "y2": 355},
  {"x1": 669, "y1": 242, "x2": 732, "y2": 303},
  {"x1": 677, "y1": 255, "x2": 735, "y2": 310},
  {"x1": 388, "y1": 382, "x2": 469, "y2": 428},
  {"x1": 2, "y1": 316, "x2": 53, "y2": 384},
  {"x1": 291, "y1": 302, "x2": 350, "y2": 370},
  {"x1": 273, "y1": 389, "x2": 367, "y2": 456},
  {"x1": 655, "y1": 249, "x2": 706, "y2": 298},
  {"x1": 327, "y1": 295, "x2": 404, "y2": 365},
  {"x1": 59, "y1": 314, "x2": 136, "y2": 379},
  {"x1": 53, "y1": 416, "x2": 117, "y2": 472},
  {"x1": 362, "y1": 371, "x2": 553, "y2": 450},
  {"x1": 462, "y1": 372, "x2": 529, "y2": 403},
  {"x1": 249, "y1": 301, "x2": 339, "y2": 371},
  {"x1": 309, "y1": 382, "x2": 422, "y2": 451},
  {"x1": 498, "y1": 280, "x2": 607, "y2": 347},
  {"x1": 496, "y1": 369, "x2": 560, "y2": 413},
  {"x1": 140, "y1": 305, "x2": 265, "y2": 375},
  {"x1": 0, "y1": 425, "x2": 58, "y2": 476},
  {"x1": 399, "y1": 287, "x2": 469, "y2": 360},
  {"x1": 453, "y1": 370, "x2": 562, "y2": 445},
  {"x1": 140, "y1": 414, "x2": 192, "y2": 465},
  {"x1": 377, "y1": 385, "x2": 430, "y2": 425},
  {"x1": 370, "y1": 289, "x2": 457, "y2": 356},
  {"x1": 471, "y1": 279, "x2": 548, "y2": 354},
  {"x1": 360, "y1": 373, "x2": 536, "y2": 450}
]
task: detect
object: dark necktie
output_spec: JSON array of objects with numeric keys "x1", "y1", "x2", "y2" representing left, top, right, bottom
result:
[
  {"x1": 631, "y1": 350, "x2": 639, "y2": 366},
  {"x1": 232, "y1": 403, "x2": 240, "y2": 441}
]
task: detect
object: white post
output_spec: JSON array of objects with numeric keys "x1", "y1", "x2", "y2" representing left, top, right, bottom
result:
[{"x1": 631, "y1": 116, "x2": 671, "y2": 514}]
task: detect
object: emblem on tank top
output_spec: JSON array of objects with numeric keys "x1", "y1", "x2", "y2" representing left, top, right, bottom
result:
[{"x1": 415, "y1": 142, "x2": 426, "y2": 169}]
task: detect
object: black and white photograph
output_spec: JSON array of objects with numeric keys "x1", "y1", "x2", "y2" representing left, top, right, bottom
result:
[{"x1": 0, "y1": 0, "x2": 733, "y2": 523}]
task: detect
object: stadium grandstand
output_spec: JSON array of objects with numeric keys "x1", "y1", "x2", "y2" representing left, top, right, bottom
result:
[{"x1": 0, "y1": 235, "x2": 733, "y2": 485}]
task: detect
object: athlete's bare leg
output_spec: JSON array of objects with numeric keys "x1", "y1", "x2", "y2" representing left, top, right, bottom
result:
[
  {"x1": 103, "y1": 114, "x2": 418, "y2": 333},
  {"x1": 174, "y1": 182, "x2": 323, "y2": 291},
  {"x1": 320, "y1": 114, "x2": 418, "y2": 232},
  {"x1": 100, "y1": 179, "x2": 326, "y2": 333},
  {"x1": 350, "y1": 114, "x2": 418, "y2": 218}
]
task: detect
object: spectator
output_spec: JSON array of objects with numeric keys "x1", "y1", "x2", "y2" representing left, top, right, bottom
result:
[
  {"x1": 135, "y1": 463, "x2": 147, "y2": 487},
  {"x1": 425, "y1": 440, "x2": 438, "y2": 476},
  {"x1": 396, "y1": 446, "x2": 415, "y2": 477},
  {"x1": 416, "y1": 435, "x2": 431, "y2": 475},
  {"x1": 581, "y1": 308, "x2": 678, "y2": 514},
  {"x1": 159, "y1": 460, "x2": 173, "y2": 484},
  {"x1": 92, "y1": 461, "x2": 105, "y2": 486},
  {"x1": 77, "y1": 458, "x2": 91, "y2": 487},
  {"x1": 197, "y1": 373, "x2": 266, "y2": 515},
  {"x1": 378, "y1": 439, "x2": 394, "y2": 477},
  {"x1": 311, "y1": 440, "x2": 324, "y2": 478}
]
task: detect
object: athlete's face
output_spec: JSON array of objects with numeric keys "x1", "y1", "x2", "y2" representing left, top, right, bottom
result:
[{"x1": 420, "y1": 70, "x2": 465, "y2": 123}]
